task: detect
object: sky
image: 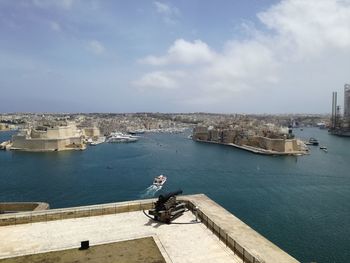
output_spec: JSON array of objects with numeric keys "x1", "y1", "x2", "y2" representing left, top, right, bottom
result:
[{"x1": 1, "y1": 0, "x2": 350, "y2": 113}]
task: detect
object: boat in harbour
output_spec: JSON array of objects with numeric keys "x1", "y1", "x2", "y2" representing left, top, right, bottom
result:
[
  {"x1": 106, "y1": 132, "x2": 138, "y2": 143},
  {"x1": 153, "y1": 175, "x2": 167, "y2": 187},
  {"x1": 306, "y1": 137, "x2": 319, "y2": 146},
  {"x1": 128, "y1": 129, "x2": 145, "y2": 135},
  {"x1": 90, "y1": 136, "x2": 106, "y2": 146},
  {"x1": 320, "y1": 146, "x2": 328, "y2": 152}
]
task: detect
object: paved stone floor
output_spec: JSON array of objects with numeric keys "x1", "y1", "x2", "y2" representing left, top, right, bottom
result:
[{"x1": 0, "y1": 211, "x2": 241, "y2": 263}]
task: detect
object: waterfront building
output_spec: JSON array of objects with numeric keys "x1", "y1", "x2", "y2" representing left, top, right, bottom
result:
[
  {"x1": 0, "y1": 123, "x2": 11, "y2": 131},
  {"x1": 193, "y1": 125, "x2": 307, "y2": 155},
  {"x1": 0, "y1": 123, "x2": 7, "y2": 130},
  {"x1": 10, "y1": 122, "x2": 86, "y2": 152}
]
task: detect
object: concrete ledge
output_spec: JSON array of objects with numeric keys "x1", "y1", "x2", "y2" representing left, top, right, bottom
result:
[
  {"x1": 182, "y1": 194, "x2": 299, "y2": 263},
  {"x1": 0, "y1": 199, "x2": 155, "y2": 226},
  {"x1": 0, "y1": 195, "x2": 299, "y2": 263}
]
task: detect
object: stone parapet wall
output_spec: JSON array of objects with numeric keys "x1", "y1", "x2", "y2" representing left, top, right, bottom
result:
[
  {"x1": 182, "y1": 194, "x2": 299, "y2": 263},
  {"x1": 0, "y1": 202, "x2": 49, "y2": 214},
  {"x1": 0, "y1": 194, "x2": 299, "y2": 263},
  {"x1": 0, "y1": 199, "x2": 155, "y2": 226}
]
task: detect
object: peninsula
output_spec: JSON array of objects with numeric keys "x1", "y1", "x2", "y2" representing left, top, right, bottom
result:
[{"x1": 193, "y1": 124, "x2": 308, "y2": 156}]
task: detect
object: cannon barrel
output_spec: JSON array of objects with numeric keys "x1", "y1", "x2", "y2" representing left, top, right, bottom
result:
[
  {"x1": 149, "y1": 189, "x2": 186, "y2": 223},
  {"x1": 158, "y1": 190, "x2": 183, "y2": 203}
]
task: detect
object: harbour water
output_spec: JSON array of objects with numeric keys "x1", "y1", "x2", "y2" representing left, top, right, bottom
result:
[{"x1": 0, "y1": 128, "x2": 349, "y2": 263}]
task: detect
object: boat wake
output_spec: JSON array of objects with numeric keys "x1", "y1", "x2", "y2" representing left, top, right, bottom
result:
[{"x1": 140, "y1": 185, "x2": 162, "y2": 198}]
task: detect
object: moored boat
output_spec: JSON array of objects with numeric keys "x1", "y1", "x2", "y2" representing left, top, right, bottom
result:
[
  {"x1": 320, "y1": 146, "x2": 328, "y2": 152},
  {"x1": 306, "y1": 137, "x2": 319, "y2": 146},
  {"x1": 90, "y1": 136, "x2": 106, "y2": 146},
  {"x1": 106, "y1": 132, "x2": 138, "y2": 143}
]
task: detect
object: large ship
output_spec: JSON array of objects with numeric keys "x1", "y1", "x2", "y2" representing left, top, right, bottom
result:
[
  {"x1": 306, "y1": 137, "x2": 319, "y2": 146},
  {"x1": 106, "y1": 132, "x2": 139, "y2": 143}
]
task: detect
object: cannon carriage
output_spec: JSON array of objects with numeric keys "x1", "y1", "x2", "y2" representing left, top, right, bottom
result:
[{"x1": 148, "y1": 190, "x2": 186, "y2": 224}]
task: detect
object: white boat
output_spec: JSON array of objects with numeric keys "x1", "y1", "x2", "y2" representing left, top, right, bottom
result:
[
  {"x1": 320, "y1": 146, "x2": 328, "y2": 152},
  {"x1": 153, "y1": 175, "x2": 167, "y2": 187},
  {"x1": 305, "y1": 137, "x2": 319, "y2": 146},
  {"x1": 106, "y1": 132, "x2": 138, "y2": 143},
  {"x1": 128, "y1": 129, "x2": 145, "y2": 135},
  {"x1": 90, "y1": 136, "x2": 106, "y2": 146}
]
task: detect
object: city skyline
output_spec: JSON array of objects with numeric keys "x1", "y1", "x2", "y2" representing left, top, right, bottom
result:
[{"x1": 1, "y1": 0, "x2": 350, "y2": 113}]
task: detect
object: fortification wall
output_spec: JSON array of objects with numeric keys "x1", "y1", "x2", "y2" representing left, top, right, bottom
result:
[
  {"x1": 193, "y1": 132, "x2": 209, "y2": 141},
  {"x1": 254, "y1": 137, "x2": 299, "y2": 152},
  {"x1": 264, "y1": 137, "x2": 285, "y2": 152},
  {"x1": 222, "y1": 130, "x2": 236, "y2": 143},
  {"x1": 83, "y1": 127, "x2": 101, "y2": 138},
  {"x1": 30, "y1": 125, "x2": 79, "y2": 139},
  {"x1": 47, "y1": 125, "x2": 77, "y2": 138},
  {"x1": 193, "y1": 126, "x2": 209, "y2": 141},
  {"x1": 11, "y1": 136, "x2": 83, "y2": 151},
  {"x1": 285, "y1": 140, "x2": 298, "y2": 152},
  {"x1": 30, "y1": 129, "x2": 47, "y2": 139},
  {"x1": 209, "y1": 130, "x2": 220, "y2": 142}
]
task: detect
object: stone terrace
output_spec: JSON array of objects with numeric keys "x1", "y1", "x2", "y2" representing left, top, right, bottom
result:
[{"x1": 0, "y1": 194, "x2": 299, "y2": 263}]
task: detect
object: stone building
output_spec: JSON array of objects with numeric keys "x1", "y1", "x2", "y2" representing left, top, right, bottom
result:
[
  {"x1": 251, "y1": 136, "x2": 299, "y2": 153},
  {"x1": 82, "y1": 127, "x2": 101, "y2": 139},
  {"x1": 192, "y1": 124, "x2": 306, "y2": 155},
  {"x1": 192, "y1": 126, "x2": 209, "y2": 141},
  {"x1": 0, "y1": 123, "x2": 9, "y2": 131},
  {"x1": 10, "y1": 122, "x2": 86, "y2": 152}
]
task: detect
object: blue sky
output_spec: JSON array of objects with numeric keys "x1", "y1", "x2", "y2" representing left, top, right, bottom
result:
[{"x1": 1, "y1": 0, "x2": 350, "y2": 113}]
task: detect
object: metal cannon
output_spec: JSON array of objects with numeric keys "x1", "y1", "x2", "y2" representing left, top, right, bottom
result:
[{"x1": 148, "y1": 190, "x2": 186, "y2": 224}]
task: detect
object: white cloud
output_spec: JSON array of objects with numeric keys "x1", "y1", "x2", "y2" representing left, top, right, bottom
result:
[
  {"x1": 140, "y1": 39, "x2": 216, "y2": 65},
  {"x1": 153, "y1": 1, "x2": 179, "y2": 25},
  {"x1": 154, "y1": 1, "x2": 171, "y2": 15},
  {"x1": 50, "y1": 21, "x2": 61, "y2": 32},
  {"x1": 132, "y1": 71, "x2": 184, "y2": 90},
  {"x1": 33, "y1": 0, "x2": 76, "y2": 10},
  {"x1": 134, "y1": 0, "x2": 350, "y2": 112},
  {"x1": 258, "y1": 0, "x2": 350, "y2": 56},
  {"x1": 87, "y1": 40, "x2": 105, "y2": 55}
]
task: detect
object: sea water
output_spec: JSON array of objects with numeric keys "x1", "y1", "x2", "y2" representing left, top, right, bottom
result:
[{"x1": 0, "y1": 128, "x2": 349, "y2": 263}]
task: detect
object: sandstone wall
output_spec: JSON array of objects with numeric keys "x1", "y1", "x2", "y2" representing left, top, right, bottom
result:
[
  {"x1": 253, "y1": 137, "x2": 299, "y2": 152},
  {"x1": 83, "y1": 127, "x2": 101, "y2": 138},
  {"x1": 11, "y1": 136, "x2": 83, "y2": 151}
]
